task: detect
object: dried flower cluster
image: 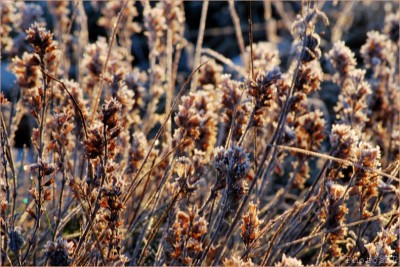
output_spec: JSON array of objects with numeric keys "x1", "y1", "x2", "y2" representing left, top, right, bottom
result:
[{"x1": 166, "y1": 209, "x2": 208, "y2": 265}]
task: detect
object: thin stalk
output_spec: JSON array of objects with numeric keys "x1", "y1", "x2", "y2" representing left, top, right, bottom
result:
[
  {"x1": 42, "y1": 70, "x2": 88, "y2": 138},
  {"x1": 129, "y1": 156, "x2": 157, "y2": 230},
  {"x1": 165, "y1": 28, "x2": 174, "y2": 146},
  {"x1": 267, "y1": 159, "x2": 305, "y2": 215},
  {"x1": 276, "y1": 210, "x2": 399, "y2": 250},
  {"x1": 130, "y1": 161, "x2": 162, "y2": 265},
  {"x1": 89, "y1": 0, "x2": 130, "y2": 124},
  {"x1": 22, "y1": 48, "x2": 49, "y2": 264},
  {"x1": 260, "y1": 205, "x2": 299, "y2": 266},
  {"x1": 124, "y1": 141, "x2": 183, "y2": 206},
  {"x1": 76, "y1": 0, "x2": 88, "y2": 84},
  {"x1": 228, "y1": 0, "x2": 247, "y2": 68},
  {"x1": 137, "y1": 183, "x2": 185, "y2": 265},
  {"x1": 126, "y1": 167, "x2": 172, "y2": 234},
  {"x1": 225, "y1": 89, "x2": 246, "y2": 148},
  {"x1": 240, "y1": 202, "x2": 306, "y2": 260},
  {"x1": 123, "y1": 62, "x2": 208, "y2": 204},
  {"x1": 6, "y1": 84, "x2": 19, "y2": 136},
  {"x1": 201, "y1": 48, "x2": 247, "y2": 76},
  {"x1": 52, "y1": 151, "x2": 67, "y2": 241},
  {"x1": 237, "y1": 109, "x2": 255, "y2": 146},
  {"x1": 73, "y1": 153, "x2": 107, "y2": 259},
  {"x1": 0, "y1": 116, "x2": 11, "y2": 205},
  {"x1": 196, "y1": 204, "x2": 228, "y2": 266},
  {"x1": 258, "y1": 145, "x2": 279, "y2": 197},
  {"x1": 249, "y1": 0, "x2": 258, "y2": 179},
  {"x1": 73, "y1": 196, "x2": 106, "y2": 265},
  {"x1": 272, "y1": 145, "x2": 400, "y2": 183},
  {"x1": 248, "y1": 1, "x2": 254, "y2": 79},
  {"x1": 190, "y1": 0, "x2": 209, "y2": 91},
  {"x1": 316, "y1": 234, "x2": 327, "y2": 265},
  {"x1": 348, "y1": 194, "x2": 365, "y2": 258},
  {"x1": 215, "y1": 31, "x2": 308, "y2": 259},
  {"x1": 256, "y1": 35, "x2": 307, "y2": 196}
]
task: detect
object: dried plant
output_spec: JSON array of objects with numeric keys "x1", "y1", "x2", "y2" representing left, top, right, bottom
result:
[{"x1": 0, "y1": 1, "x2": 399, "y2": 266}]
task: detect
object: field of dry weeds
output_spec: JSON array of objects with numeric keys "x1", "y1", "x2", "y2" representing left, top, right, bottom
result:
[{"x1": 0, "y1": 0, "x2": 399, "y2": 266}]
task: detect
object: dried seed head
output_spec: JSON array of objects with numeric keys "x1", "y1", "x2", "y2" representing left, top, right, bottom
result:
[
  {"x1": 295, "y1": 60, "x2": 323, "y2": 94},
  {"x1": 174, "y1": 157, "x2": 193, "y2": 178},
  {"x1": 319, "y1": 181, "x2": 349, "y2": 257},
  {"x1": 275, "y1": 254, "x2": 304, "y2": 267},
  {"x1": 97, "y1": 165, "x2": 127, "y2": 262},
  {"x1": 9, "y1": 52, "x2": 40, "y2": 90},
  {"x1": 173, "y1": 92, "x2": 217, "y2": 156},
  {"x1": 98, "y1": 0, "x2": 139, "y2": 34},
  {"x1": 291, "y1": 6, "x2": 327, "y2": 64},
  {"x1": 6, "y1": 3, "x2": 46, "y2": 57},
  {"x1": 213, "y1": 146, "x2": 251, "y2": 182},
  {"x1": 247, "y1": 68, "x2": 280, "y2": 127},
  {"x1": 175, "y1": 95, "x2": 202, "y2": 141},
  {"x1": 126, "y1": 132, "x2": 147, "y2": 174},
  {"x1": 247, "y1": 42, "x2": 280, "y2": 75},
  {"x1": 108, "y1": 61, "x2": 128, "y2": 99},
  {"x1": 101, "y1": 98, "x2": 122, "y2": 130},
  {"x1": 214, "y1": 146, "x2": 251, "y2": 218},
  {"x1": 143, "y1": 2, "x2": 168, "y2": 56},
  {"x1": 48, "y1": 1, "x2": 70, "y2": 37},
  {"x1": 302, "y1": 33, "x2": 321, "y2": 62},
  {"x1": 327, "y1": 124, "x2": 360, "y2": 181},
  {"x1": 355, "y1": 142, "x2": 381, "y2": 174},
  {"x1": 334, "y1": 69, "x2": 371, "y2": 131},
  {"x1": 197, "y1": 56, "x2": 223, "y2": 89},
  {"x1": 290, "y1": 161, "x2": 310, "y2": 190},
  {"x1": 330, "y1": 124, "x2": 359, "y2": 162},
  {"x1": 24, "y1": 162, "x2": 56, "y2": 176},
  {"x1": 1, "y1": 1, "x2": 17, "y2": 54},
  {"x1": 82, "y1": 37, "x2": 108, "y2": 94},
  {"x1": 47, "y1": 107, "x2": 73, "y2": 153},
  {"x1": 59, "y1": 79, "x2": 89, "y2": 121},
  {"x1": 365, "y1": 221, "x2": 400, "y2": 266},
  {"x1": 241, "y1": 202, "x2": 263, "y2": 248},
  {"x1": 194, "y1": 92, "x2": 218, "y2": 156},
  {"x1": 44, "y1": 238, "x2": 74, "y2": 266},
  {"x1": 390, "y1": 129, "x2": 400, "y2": 161},
  {"x1": 223, "y1": 256, "x2": 254, "y2": 267},
  {"x1": 161, "y1": 0, "x2": 185, "y2": 46},
  {"x1": 26, "y1": 22, "x2": 57, "y2": 57},
  {"x1": 248, "y1": 68, "x2": 280, "y2": 106},
  {"x1": 171, "y1": 156, "x2": 205, "y2": 198},
  {"x1": 220, "y1": 74, "x2": 250, "y2": 140},
  {"x1": 291, "y1": 12, "x2": 319, "y2": 38},
  {"x1": 84, "y1": 123, "x2": 104, "y2": 159},
  {"x1": 125, "y1": 69, "x2": 147, "y2": 112},
  {"x1": 83, "y1": 37, "x2": 108, "y2": 77},
  {"x1": 166, "y1": 209, "x2": 208, "y2": 265},
  {"x1": 327, "y1": 41, "x2": 357, "y2": 82},
  {"x1": 162, "y1": 0, "x2": 185, "y2": 33},
  {"x1": 360, "y1": 31, "x2": 394, "y2": 69},
  {"x1": 8, "y1": 227, "x2": 24, "y2": 252},
  {"x1": 352, "y1": 142, "x2": 381, "y2": 217},
  {"x1": 294, "y1": 110, "x2": 325, "y2": 151}
]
